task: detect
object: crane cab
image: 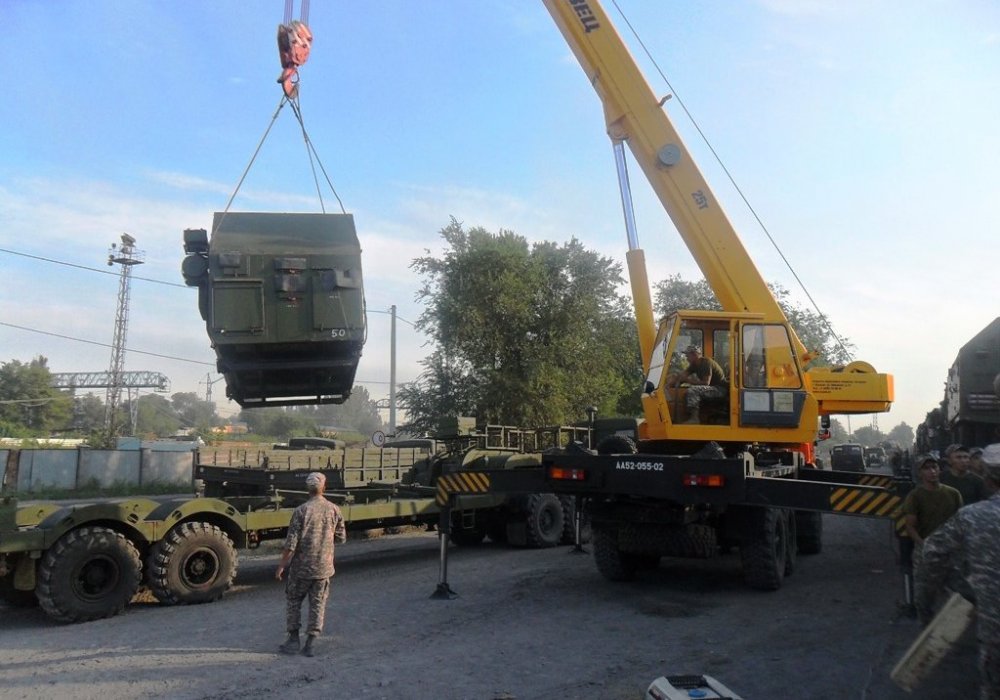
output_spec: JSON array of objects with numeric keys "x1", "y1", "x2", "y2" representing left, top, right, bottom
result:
[{"x1": 639, "y1": 310, "x2": 819, "y2": 446}]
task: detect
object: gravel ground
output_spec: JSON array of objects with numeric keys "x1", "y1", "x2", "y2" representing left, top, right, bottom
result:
[{"x1": 0, "y1": 512, "x2": 981, "y2": 699}]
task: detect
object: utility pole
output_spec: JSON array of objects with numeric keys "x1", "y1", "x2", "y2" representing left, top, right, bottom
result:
[
  {"x1": 104, "y1": 233, "x2": 144, "y2": 442},
  {"x1": 389, "y1": 304, "x2": 397, "y2": 436},
  {"x1": 200, "y1": 373, "x2": 223, "y2": 402}
]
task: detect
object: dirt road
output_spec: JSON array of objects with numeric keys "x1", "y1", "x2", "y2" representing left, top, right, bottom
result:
[{"x1": 0, "y1": 513, "x2": 980, "y2": 699}]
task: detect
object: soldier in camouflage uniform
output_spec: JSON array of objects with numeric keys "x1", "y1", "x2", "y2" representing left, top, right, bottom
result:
[
  {"x1": 916, "y1": 443, "x2": 1000, "y2": 700},
  {"x1": 275, "y1": 471, "x2": 347, "y2": 657}
]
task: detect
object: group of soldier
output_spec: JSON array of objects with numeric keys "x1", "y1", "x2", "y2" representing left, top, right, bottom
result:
[{"x1": 902, "y1": 443, "x2": 1000, "y2": 699}]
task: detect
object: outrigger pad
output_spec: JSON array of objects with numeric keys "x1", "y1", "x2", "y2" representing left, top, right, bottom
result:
[{"x1": 182, "y1": 212, "x2": 366, "y2": 408}]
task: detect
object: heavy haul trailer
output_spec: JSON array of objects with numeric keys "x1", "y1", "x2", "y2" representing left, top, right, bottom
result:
[{"x1": 0, "y1": 424, "x2": 587, "y2": 623}]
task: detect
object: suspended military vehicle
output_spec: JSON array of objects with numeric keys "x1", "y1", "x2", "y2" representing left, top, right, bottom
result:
[{"x1": 182, "y1": 211, "x2": 365, "y2": 407}]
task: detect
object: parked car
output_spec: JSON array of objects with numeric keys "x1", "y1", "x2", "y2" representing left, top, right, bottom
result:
[{"x1": 830, "y1": 443, "x2": 866, "y2": 472}]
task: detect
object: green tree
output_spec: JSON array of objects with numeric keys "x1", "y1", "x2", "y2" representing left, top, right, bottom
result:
[
  {"x1": 887, "y1": 422, "x2": 915, "y2": 449},
  {"x1": 134, "y1": 394, "x2": 182, "y2": 437},
  {"x1": 171, "y1": 392, "x2": 220, "y2": 431},
  {"x1": 288, "y1": 385, "x2": 384, "y2": 435},
  {"x1": 401, "y1": 219, "x2": 641, "y2": 432},
  {"x1": 852, "y1": 425, "x2": 885, "y2": 447},
  {"x1": 0, "y1": 357, "x2": 72, "y2": 435},
  {"x1": 653, "y1": 276, "x2": 855, "y2": 367},
  {"x1": 238, "y1": 407, "x2": 318, "y2": 439},
  {"x1": 72, "y1": 394, "x2": 107, "y2": 435}
]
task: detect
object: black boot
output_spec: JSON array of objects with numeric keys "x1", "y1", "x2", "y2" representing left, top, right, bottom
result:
[
  {"x1": 301, "y1": 634, "x2": 317, "y2": 657},
  {"x1": 279, "y1": 632, "x2": 300, "y2": 654}
]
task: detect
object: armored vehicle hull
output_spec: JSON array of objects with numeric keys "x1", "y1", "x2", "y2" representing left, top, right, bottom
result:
[{"x1": 183, "y1": 212, "x2": 365, "y2": 407}]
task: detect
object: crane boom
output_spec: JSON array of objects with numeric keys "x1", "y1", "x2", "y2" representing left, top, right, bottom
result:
[{"x1": 543, "y1": 0, "x2": 892, "y2": 426}]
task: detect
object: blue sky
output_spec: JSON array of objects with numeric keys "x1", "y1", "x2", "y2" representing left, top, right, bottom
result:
[{"x1": 1, "y1": 1, "x2": 998, "y2": 435}]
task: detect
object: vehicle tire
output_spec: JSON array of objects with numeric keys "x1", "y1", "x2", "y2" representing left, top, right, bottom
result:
[
  {"x1": 449, "y1": 524, "x2": 487, "y2": 547},
  {"x1": 795, "y1": 510, "x2": 823, "y2": 555},
  {"x1": 740, "y1": 507, "x2": 787, "y2": 591},
  {"x1": 592, "y1": 527, "x2": 637, "y2": 581},
  {"x1": 596, "y1": 435, "x2": 637, "y2": 455},
  {"x1": 662, "y1": 523, "x2": 717, "y2": 559},
  {"x1": 37, "y1": 526, "x2": 142, "y2": 623},
  {"x1": 524, "y1": 494, "x2": 564, "y2": 548},
  {"x1": 559, "y1": 496, "x2": 592, "y2": 545},
  {"x1": 147, "y1": 522, "x2": 237, "y2": 605},
  {"x1": 784, "y1": 510, "x2": 798, "y2": 576},
  {"x1": 0, "y1": 569, "x2": 38, "y2": 608}
]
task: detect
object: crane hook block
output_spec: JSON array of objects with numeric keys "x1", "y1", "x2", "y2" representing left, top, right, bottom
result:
[{"x1": 277, "y1": 20, "x2": 313, "y2": 98}]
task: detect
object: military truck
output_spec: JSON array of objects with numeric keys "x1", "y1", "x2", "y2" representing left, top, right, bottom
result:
[
  {"x1": 0, "y1": 421, "x2": 587, "y2": 623},
  {"x1": 917, "y1": 317, "x2": 1000, "y2": 452}
]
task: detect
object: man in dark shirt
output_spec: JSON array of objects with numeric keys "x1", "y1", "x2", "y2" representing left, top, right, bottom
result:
[
  {"x1": 941, "y1": 444, "x2": 988, "y2": 505},
  {"x1": 676, "y1": 344, "x2": 727, "y2": 424},
  {"x1": 276, "y1": 471, "x2": 347, "y2": 657}
]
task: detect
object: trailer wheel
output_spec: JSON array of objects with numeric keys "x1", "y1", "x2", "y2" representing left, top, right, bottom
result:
[
  {"x1": 795, "y1": 510, "x2": 823, "y2": 554},
  {"x1": 524, "y1": 494, "x2": 564, "y2": 548},
  {"x1": 147, "y1": 522, "x2": 237, "y2": 605},
  {"x1": 37, "y1": 526, "x2": 142, "y2": 623},
  {"x1": 740, "y1": 507, "x2": 787, "y2": 591},
  {"x1": 559, "y1": 496, "x2": 592, "y2": 545},
  {"x1": 592, "y1": 527, "x2": 638, "y2": 581},
  {"x1": 0, "y1": 570, "x2": 38, "y2": 608}
]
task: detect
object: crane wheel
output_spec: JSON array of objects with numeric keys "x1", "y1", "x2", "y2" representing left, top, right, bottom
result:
[
  {"x1": 37, "y1": 526, "x2": 142, "y2": 623},
  {"x1": 740, "y1": 507, "x2": 787, "y2": 591}
]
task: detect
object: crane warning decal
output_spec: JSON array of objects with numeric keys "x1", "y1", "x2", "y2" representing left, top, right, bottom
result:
[
  {"x1": 436, "y1": 472, "x2": 491, "y2": 506},
  {"x1": 829, "y1": 486, "x2": 901, "y2": 519}
]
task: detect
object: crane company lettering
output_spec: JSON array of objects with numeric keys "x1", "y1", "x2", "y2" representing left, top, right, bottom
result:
[
  {"x1": 568, "y1": 0, "x2": 600, "y2": 33},
  {"x1": 616, "y1": 460, "x2": 664, "y2": 472}
]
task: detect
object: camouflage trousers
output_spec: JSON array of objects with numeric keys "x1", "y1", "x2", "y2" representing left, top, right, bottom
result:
[
  {"x1": 685, "y1": 385, "x2": 725, "y2": 411},
  {"x1": 285, "y1": 575, "x2": 331, "y2": 637}
]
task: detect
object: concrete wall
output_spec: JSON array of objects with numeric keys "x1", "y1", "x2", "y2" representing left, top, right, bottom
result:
[{"x1": 0, "y1": 448, "x2": 194, "y2": 492}]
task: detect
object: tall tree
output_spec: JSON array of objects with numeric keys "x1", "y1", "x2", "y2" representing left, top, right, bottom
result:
[
  {"x1": 0, "y1": 357, "x2": 72, "y2": 435},
  {"x1": 170, "y1": 392, "x2": 220, "y2": 431},
  {"x1": 887, "y1": 422, "x2": 915, "y2": 449},
  {"x1": 653, "y1": 276, "x2": 855, "y2": 367},
  {"x1": 134, "y1": 394, "x2": 182, "y2": 437},
  {"x1": 401, "y1": 219, "x2": 641, "y2": 432}
]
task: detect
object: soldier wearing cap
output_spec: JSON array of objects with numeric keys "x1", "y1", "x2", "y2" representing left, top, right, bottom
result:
[
  {"x1": 941, "y1": 444, "x2": 989, "y2": 505},
  {"x1": 902, "y1": 454, "x2": 962, "y2": 562},
  {"x1": 969, "y1": 447, "x2": 986, "y2": 479},
  {"x1": 673, "y1": 344, "x2": 727, "y2": 424},
  {"x1": 917, "y1": 443, "x2": 1000, "y2": 699},
  {"x1": 275, "y1": 471, "x2": 346, "y2": 657}
]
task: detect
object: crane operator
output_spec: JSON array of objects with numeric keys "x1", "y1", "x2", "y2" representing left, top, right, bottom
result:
[{"x1": 674, "y1": 345, "x2": 727, "y2": 424}]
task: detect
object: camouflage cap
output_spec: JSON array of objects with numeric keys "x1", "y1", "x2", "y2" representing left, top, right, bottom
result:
[
  {"x1": 305, "y1": 472, "x2": 326, "y2": 489},
  {"x1": 914, "y1": 454, "x2": 938, "y2": 469},
  {"x1": 684, "y1": 344, "x2": 702, "y2": 355},
  {"x1": 944, "y1": 443, "x2": 969, "y2": 456},
  {"x1": 969, "y1": 446, "x2": 984, "y2": 457}
]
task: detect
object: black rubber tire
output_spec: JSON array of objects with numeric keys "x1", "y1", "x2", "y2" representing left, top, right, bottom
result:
[
  {"x1": 147, "y1": 522, "x2": 237, "y2": 605},
  {"x1": 449, "y1": 524, "x2": 487, "y2": 547},
  {"x1": 0, "y1": 569, "x2": 38, "y2": 608},
  {"x1": 740, "y1": 507, "x2": 787, "y2": 591},
  {"x1": 795, "y1": 510, "x2": 823, "y2": 554},
  {"x1": 559, "y1": 496, "x2": 592, "y2": 545},
  {"x1": 37, "y1": 526, "x2": 142, "y2": 623},
  {"x1": 662, "y1": 523, "x2": 717, "y2": 559},
  {"x1": 592, "y1": 527, "x2": 637, "y2": 581},
  {"x1": 596, "y1": 435, "x2": 637, "y2": 455},
  {"x1": 784, "y1": 510, "x2": 798, "y2": 576},
  {"x1": 524, "y1": 494, "x2": 565, "y2": 548}
]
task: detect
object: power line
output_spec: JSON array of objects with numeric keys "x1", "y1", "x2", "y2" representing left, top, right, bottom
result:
[
  {"x1": 0, "y1": 320, "x2": 214, "y2": 366},
  {"x1": 0, "y1": 247, "x2": 188, "y2": 288}
]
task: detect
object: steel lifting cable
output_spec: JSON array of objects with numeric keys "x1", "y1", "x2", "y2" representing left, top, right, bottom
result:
[{"x1": 610, "y1": 0, "x2": 852, "y2": 361}]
